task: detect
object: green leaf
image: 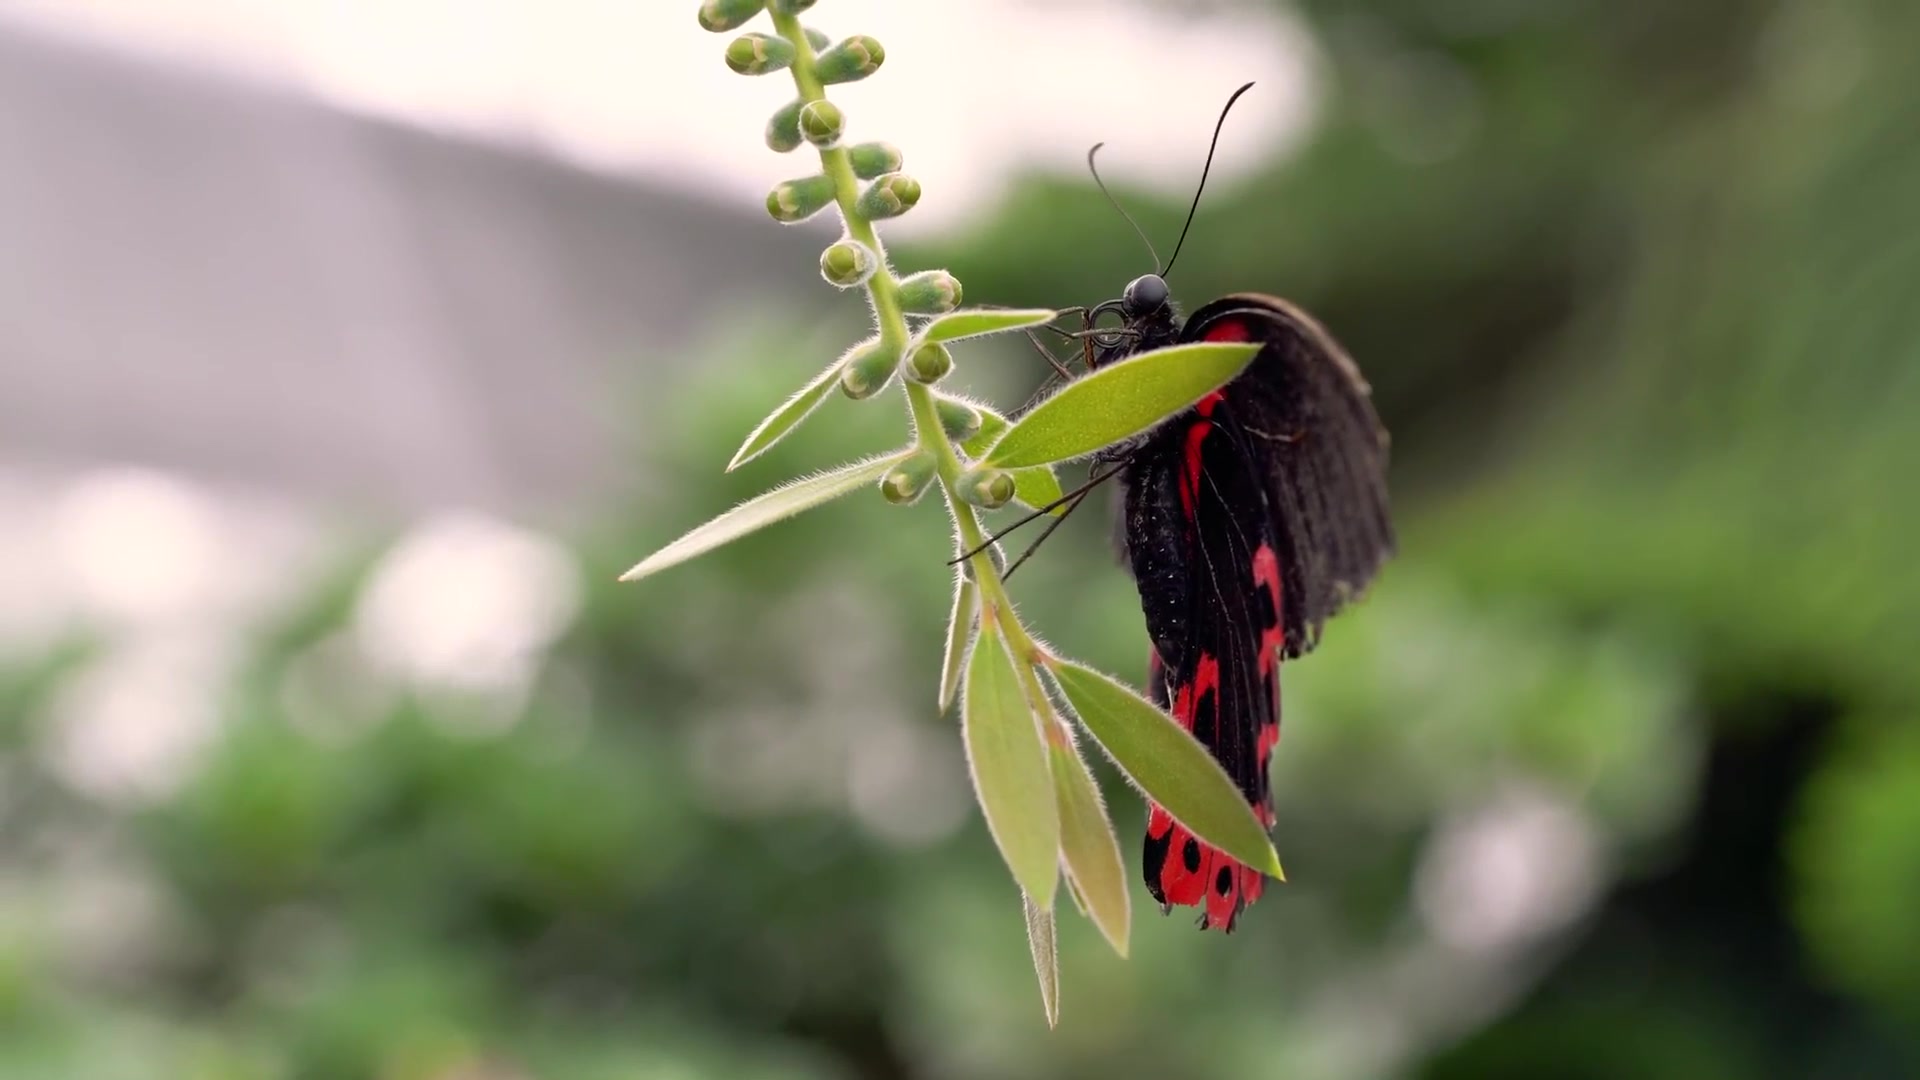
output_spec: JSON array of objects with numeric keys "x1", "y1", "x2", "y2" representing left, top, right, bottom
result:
[
  {"x1": 959, "y1": 406, "x2": 1009, "y2": 459},
  {"x1": 1045, "y1": 655, "x2": 1284, "y2": 880},
  {"x1": 1011, "y1": 465, "x2": 1066, "y2": 515},
  {"x1": 962, "y1": 619, "x2": 1059, "y2": 907},
  {"x1": 918, "y1": 307, "x2": 1060, "y2": 345},
  {"x1": 1050, "y1": 732, "x2": 1130, "y2": 957},
  {"x1": 619, "y1": 451, "x2": 906, "y2": 583},
  {"x1": 984, "y1": 342, "x2": 1260, "y2": 469},
  {"x1": 938, "y1": 571, "x2": 977, "y2": 712},
  {"x1": 1023, "y1": 891, "x2": 1061, "y2": 1029},
  {"x1": 726, "y1": 353, "x2": 847, "y2": 470}
]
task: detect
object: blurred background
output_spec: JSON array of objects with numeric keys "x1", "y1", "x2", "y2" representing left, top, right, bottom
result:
[{"x1": 2, "y1": 0, "x2": 1917, "y2": 1077}]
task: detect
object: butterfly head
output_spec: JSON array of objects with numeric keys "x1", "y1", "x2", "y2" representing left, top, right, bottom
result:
[
  {"x1": 1122, "y1": 273, "x2": 1170, "y2": 317},
  {"x1": 1088, "y1": 274, "x2": 1181, "y2": 366}
]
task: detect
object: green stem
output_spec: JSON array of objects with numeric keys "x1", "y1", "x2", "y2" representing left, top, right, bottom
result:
[
  {"x1": 772, "y1": 13, "x2": 1049, "y2": 690},
  {"x1": 774, "y1": 13, "x2": 907, "y2": 353}
]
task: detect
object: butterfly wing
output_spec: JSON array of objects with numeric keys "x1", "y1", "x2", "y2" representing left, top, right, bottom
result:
[
  {"x1": 1119, "y1": 293, "x2": 1391, "y2": 931},
  {"x1": 1182, "y1": 294, "x2": 1395, "y2": 656},
  {"x1": 1122, "y1": 396, "x2": 1284, "y2": 931}
]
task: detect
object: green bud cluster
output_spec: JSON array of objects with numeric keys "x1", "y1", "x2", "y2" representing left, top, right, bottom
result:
[
  {"x1": 934, "y1": 395, "x2": 984, "y2": 441},
  {"x1": 711, "y1": 0, "x2": 979, "y2": 512},
  {"x1": 848, "y1": 142, "x2": 905, "y2": 180},
  {"x1": 766, "y1": 98, "x2": 804, "y2": 152},
  {"x1": 896, "y1": 270, "x2": 963, "y2": 314},
  {"x1": 766, "y1": 174, "x2": 837, "y2": 223},
  {"x1": 799, "y1": 100, "x2": 845, "y2": 147},
  {"x1": 815, "y1": 36, "x2": 886, "y2": 84},
  {"x1": 697, "y1": 0, "x2": 765, "y2": 33},
  {"x1": 840, "y1": 338, "x2": 903, "y2": 400},
  {"x1": 933, "y1": 393, "x2": 983, "y2": 440},
  {"x1": 907, "y1": 342, "x2": 953, "y2": 384},
  {"x1": 958, "y1": 466, "x2": 1016, "y2": 510},
  {"x1": 685, "y1": 3, "x2": 1139, "y2": 1024},
  {"x1": 880, "y1": 450, "x2": 937, "y2": 505},
  {"x1": 726, "y1": 33, "x2": 794, "y2": 75},
  {"x1": 820, "y1": 239, "x2": 877, "y2": 287},
  {"x1": 857, "y1": 173, "x2": 921, "y2": 219}
]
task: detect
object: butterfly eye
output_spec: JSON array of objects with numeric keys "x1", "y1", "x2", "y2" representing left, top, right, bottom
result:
[{"x1": 1123, "y1": 273, "x2": 1169, "y2": 315}]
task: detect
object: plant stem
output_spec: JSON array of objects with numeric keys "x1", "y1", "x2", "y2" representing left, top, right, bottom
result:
[{"x1": 772, "y1": 13, "x2": 1051, "y2": 695}]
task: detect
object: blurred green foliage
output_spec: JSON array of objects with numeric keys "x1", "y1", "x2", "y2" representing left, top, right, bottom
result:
[{"x1": 3, "y1": 0, "x2": 1918, "y2": 1076}]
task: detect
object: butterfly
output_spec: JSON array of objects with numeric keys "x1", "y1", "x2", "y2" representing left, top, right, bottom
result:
[
  {"x1": 993, "y1": 83, "x2": 1394, "y2": 931},
  {"x1": 1087, "y1": 275, "x2": 1394, "y2": 931}
]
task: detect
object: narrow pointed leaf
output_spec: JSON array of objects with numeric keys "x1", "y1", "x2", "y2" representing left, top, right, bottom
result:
[
  {"x1": 984, "y1": 342, "x2": 1260, "y2": 468},
  {"x1": 727, "y1": 354, "x2": 847, "y2": 470},
  {"x1": 1023, "y1": 891, "x2": 1061, "y2": 1028},
  {"x1": 962, "y1": 621, "x2": 1059, "y2": 907},
  {"x1": 1010, "y1": 465, "x2": 1066, "y2": 515},
  {"x1": 1045, "y1": 655, "x2": 1284, "y2": 880},
  {"x1": 937, "y1": 571, "x2": 977, "y2": 712},
  {"x1": 919, "y1": 308, "x2": 1060, "y2": 345},
  {"x1": 1050, "y1": 732, "x2": 1130, "y2": 957},
  {"x1": 620, "y1": 452, "x2": 905, "y2": 583}
]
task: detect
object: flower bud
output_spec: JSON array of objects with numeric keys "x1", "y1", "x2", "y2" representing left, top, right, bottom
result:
[
  {"x1": 879, "y1": 450, "x2": 937, "y2": 505},
  {"x1": 766, "y1": 98, "x2": 803, "y2": 152},
  {"x1": 907, "y1": 341, "x2": 953, "y2": 384},
  {"x1": 857, "y1": 173, "x2": 920, "y2": 220},
  {"x1": 804, "y1": 27, "x2": 830, "y2": 51},
  {"x1": 896, "y1": 269, "x2": 962, "y2": 314},
  {"x1": 771, "y1": 0, "x2": 817, "y2": 13},
  {"x1": 815, "y1": 36, "x2": 886, "y2": 84},
  {"x1": 847, "y1": 142, "x2": 904, "y2": 180},
  {"x1": 839, "y1": 338, "x2": 904, "y2": 400},
  {"x1": 820, "y1": 240, "x2": 877, "y2": 288},
  {"x1": 933, "y1": 395, "x2": 983, "y2": 441},
  {"x1": 958, "y1": 466, "x2": 1016, "y2": 510},
  {"x1": 726, "y1": 32, "x2": 794, "y2": 75},
  {"x1": 766, "y1": 174, "x2": 836, "y2": 223},
  {"x1": 697, "y1": 0, "x2": 766, "y2": 33},
  {"x1": 799, "y1": 100, "x2": 845, "y2": 148}
]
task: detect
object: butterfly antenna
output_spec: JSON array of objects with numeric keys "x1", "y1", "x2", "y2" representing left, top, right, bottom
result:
[
  {"x1": 1087, "y1": 143, "x2": 1162, "y2": 274},
  {"x1": 1162, "y1": 80, "x2": 1254, "y2": 280}
]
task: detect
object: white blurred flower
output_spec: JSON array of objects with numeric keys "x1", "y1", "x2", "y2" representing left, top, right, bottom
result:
[{"x1": 353, "y1": 512, "x2": 581, "y2": 730}]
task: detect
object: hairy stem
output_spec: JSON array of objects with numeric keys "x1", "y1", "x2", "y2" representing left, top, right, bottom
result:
[{"x1": 772, "y1": 13, "x2": 1049, "y2": 688}]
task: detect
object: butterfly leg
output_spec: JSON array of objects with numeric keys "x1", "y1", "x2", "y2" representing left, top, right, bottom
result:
[
  {"x1": 1000, "y1": 484, "x2": 1096, "y2": 581},
  {"x1": 948, "y1": 461, "x2": 1129, "y2": 568}
]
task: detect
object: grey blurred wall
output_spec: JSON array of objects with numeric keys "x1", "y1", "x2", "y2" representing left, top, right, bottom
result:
[{"x1": 0, "y1": 20, "x2": 822, "y2": 521}]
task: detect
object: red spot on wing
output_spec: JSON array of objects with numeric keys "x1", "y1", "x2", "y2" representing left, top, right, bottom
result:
[
  {"x1": 1151, "y1": 651, "x2": 1267, "y2": 928},
  {"x1": 1177, "y1": 421, "x2": 1212, "y2": 520},
  {"x1": 1257, "y1": 721, "x2": 1281, "y2": 768},
  {"x1": 1208, "y1": 858, "x2": 1266, "y2": 931},
  {"x1": 1255, "y1": 720, "x2": 1280, "y2": 827},
  {"x1": 1155, "y1": 821, "x2": 1209, "y2": 907},
  {"x1": 1150, "y1": 819, "x2": 1267, "y2": 929},
  {"x1": 1203, "y1": 319, "x2": 1252, "y2": 343},
  {"x1": 1169, "y1": 654, "x2": 1220, "y2": 731},
  {"x1": 1196, "y1": 390, "x2": 1224, "y2": 416},
  {"x1": 1252, "y1": 543, "x2": 1285, "y2": 674},
  {"x1": 1148, "y1": 804, "x2": 1174, "y2": 840},
  {"x1": 1252, "y1": 542, "x2": 1286, "y2": 830}
]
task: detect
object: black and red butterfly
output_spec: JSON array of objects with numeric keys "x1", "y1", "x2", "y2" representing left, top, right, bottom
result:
[
  {"x1": 1093, "y1": 279, "x2": 1392, "y2": 931},
  {"x1": 992, "y1": 83, "x2": 1394, "y2": 931}
]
